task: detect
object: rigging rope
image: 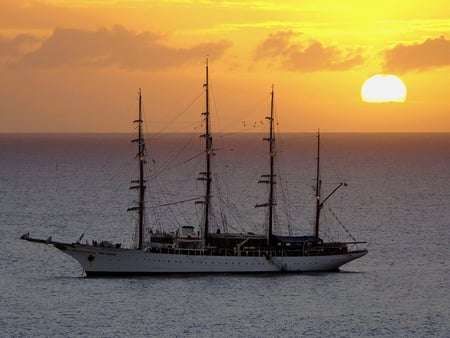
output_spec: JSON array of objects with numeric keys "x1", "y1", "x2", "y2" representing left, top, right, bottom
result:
[
  {"x1": 327, "y1": 206, "x2": 358, "y2": 242},
  {"x1": 151, "y1": 91, "x2": 204, "y2": 136},
  {"x1": 149, "y1": 150, "x2": 204, "y2": 181},
  {"x1": 159, "y1": 197, "x2": 202, "y2": 207}
]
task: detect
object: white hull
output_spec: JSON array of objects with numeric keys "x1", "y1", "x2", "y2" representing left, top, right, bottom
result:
[{"x1": 56, "y1": 243, "x2": 367, "y2": 276}]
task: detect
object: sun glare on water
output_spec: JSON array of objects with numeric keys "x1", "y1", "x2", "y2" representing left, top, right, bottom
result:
[{"x1": 361, "y1": 74, "x2": 407, "y2": 103}]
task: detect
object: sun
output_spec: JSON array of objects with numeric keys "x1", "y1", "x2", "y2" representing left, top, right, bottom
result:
[{"x1": 361, "y1": 74, "x2": 407, "y2": 103}]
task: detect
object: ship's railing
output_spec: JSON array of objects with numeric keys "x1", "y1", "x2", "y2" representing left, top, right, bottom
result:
[
  {"x1": 144, "y1": 243, "x2": 362, "y2": 257},
  {"x1": 146, "y1": 246, "x2": 279, "y2": 257}
]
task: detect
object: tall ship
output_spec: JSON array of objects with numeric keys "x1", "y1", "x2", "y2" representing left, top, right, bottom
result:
[{"x1": 21, "y1": 61, "x2": 367, "y2": 276}]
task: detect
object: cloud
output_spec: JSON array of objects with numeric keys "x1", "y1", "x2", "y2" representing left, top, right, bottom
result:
[
  {"x1": 383, "y1": 35, "x2": 450, "y2": 73},
  {"x1": 0, "y1": 34, "x2": 41, "y2": 60},
  {"x1": 254, "y1": 30, "x2": 364, "y2": 72},
  {"x1": 3, "y1": 25, "x2": 232, "y2": 70}
]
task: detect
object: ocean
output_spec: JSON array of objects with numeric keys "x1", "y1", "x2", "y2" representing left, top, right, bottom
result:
[{"x1": 1, "y1": 133, "x2": 449, "y2": 337}]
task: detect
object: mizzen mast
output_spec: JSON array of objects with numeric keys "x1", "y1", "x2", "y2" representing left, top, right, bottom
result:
[
  {"x1": 314, "y1": 130, "x2": 346, "y2": 238},
  {"x1": 128, "y1": 88, "x2": 146, "y2": 250}
]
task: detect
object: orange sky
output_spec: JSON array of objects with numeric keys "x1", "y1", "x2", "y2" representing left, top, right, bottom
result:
[{"x1": 0, "y1": 0, "x2": 449, "y2": 133}]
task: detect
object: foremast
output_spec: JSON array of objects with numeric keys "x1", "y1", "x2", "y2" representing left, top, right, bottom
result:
[
  {"x1": 128, "y1": 88, "x2": 146, "y2": 250},
  {"x1": 197, "y1": 59, "x2": 212, "y2": 247},
  {"x1": 256, "y1": 85, "x2": 276, "y2": 246}
]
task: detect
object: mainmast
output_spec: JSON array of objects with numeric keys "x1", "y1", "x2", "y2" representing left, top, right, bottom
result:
[
  {"x1": 198, "y1": 59, "x2": 212, "y2": 247},
  {"x1": 256, "y1": 85, "x2": 276, "y2": 245},
  {"x1": 128, "y1": 88, "x2": 146, "y2": 250}
]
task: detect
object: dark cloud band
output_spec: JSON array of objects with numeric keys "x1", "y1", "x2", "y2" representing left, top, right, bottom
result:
[
  {"x1": 383, "y1": 35, "x2": 450, "y2": 73},
  {"x1": 1, "y1": 25, "x2": 232, "y2": 70},
  {"x1": 254, "y1": 30, "x2": 364, "y2": 72}
]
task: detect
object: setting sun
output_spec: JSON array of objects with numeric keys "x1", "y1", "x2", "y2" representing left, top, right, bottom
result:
[{"x1": 361, "y1": 75, "x2": 407, "y2": 103}]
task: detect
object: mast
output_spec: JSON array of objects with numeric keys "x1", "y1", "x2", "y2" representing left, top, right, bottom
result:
[
  {"x1": 314, "y1": 130, "x2": 321, "y2": 237},
  {"x1": 198, "y1": 59, "x2": 212, "y2": 247},
  {"x1": 314, "y1": 130, "x2": 345, "y2": 238},
  {"x1": 128, "y1": 88, "x2": 145, "y2": 250},
  {"x1": 268, "y1": 86, "x2": 275, "y2": 245},
  {"x1": 256, "y1": 85, "x2": 276, "y2": 245}
]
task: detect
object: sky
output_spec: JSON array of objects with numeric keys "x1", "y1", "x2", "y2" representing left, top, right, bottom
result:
[{"x1": 0, "y1": 0, "x2": 449, "y2": 133}]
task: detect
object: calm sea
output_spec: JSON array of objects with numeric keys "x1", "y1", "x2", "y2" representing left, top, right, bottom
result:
[{"x1": 1, "y1": 133, "x2": 449, "y2": 337}]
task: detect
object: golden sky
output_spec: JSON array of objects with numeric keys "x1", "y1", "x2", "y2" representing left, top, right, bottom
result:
[{"x1": 0, "y1": 0, "x2": 449, "y2": 132}]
